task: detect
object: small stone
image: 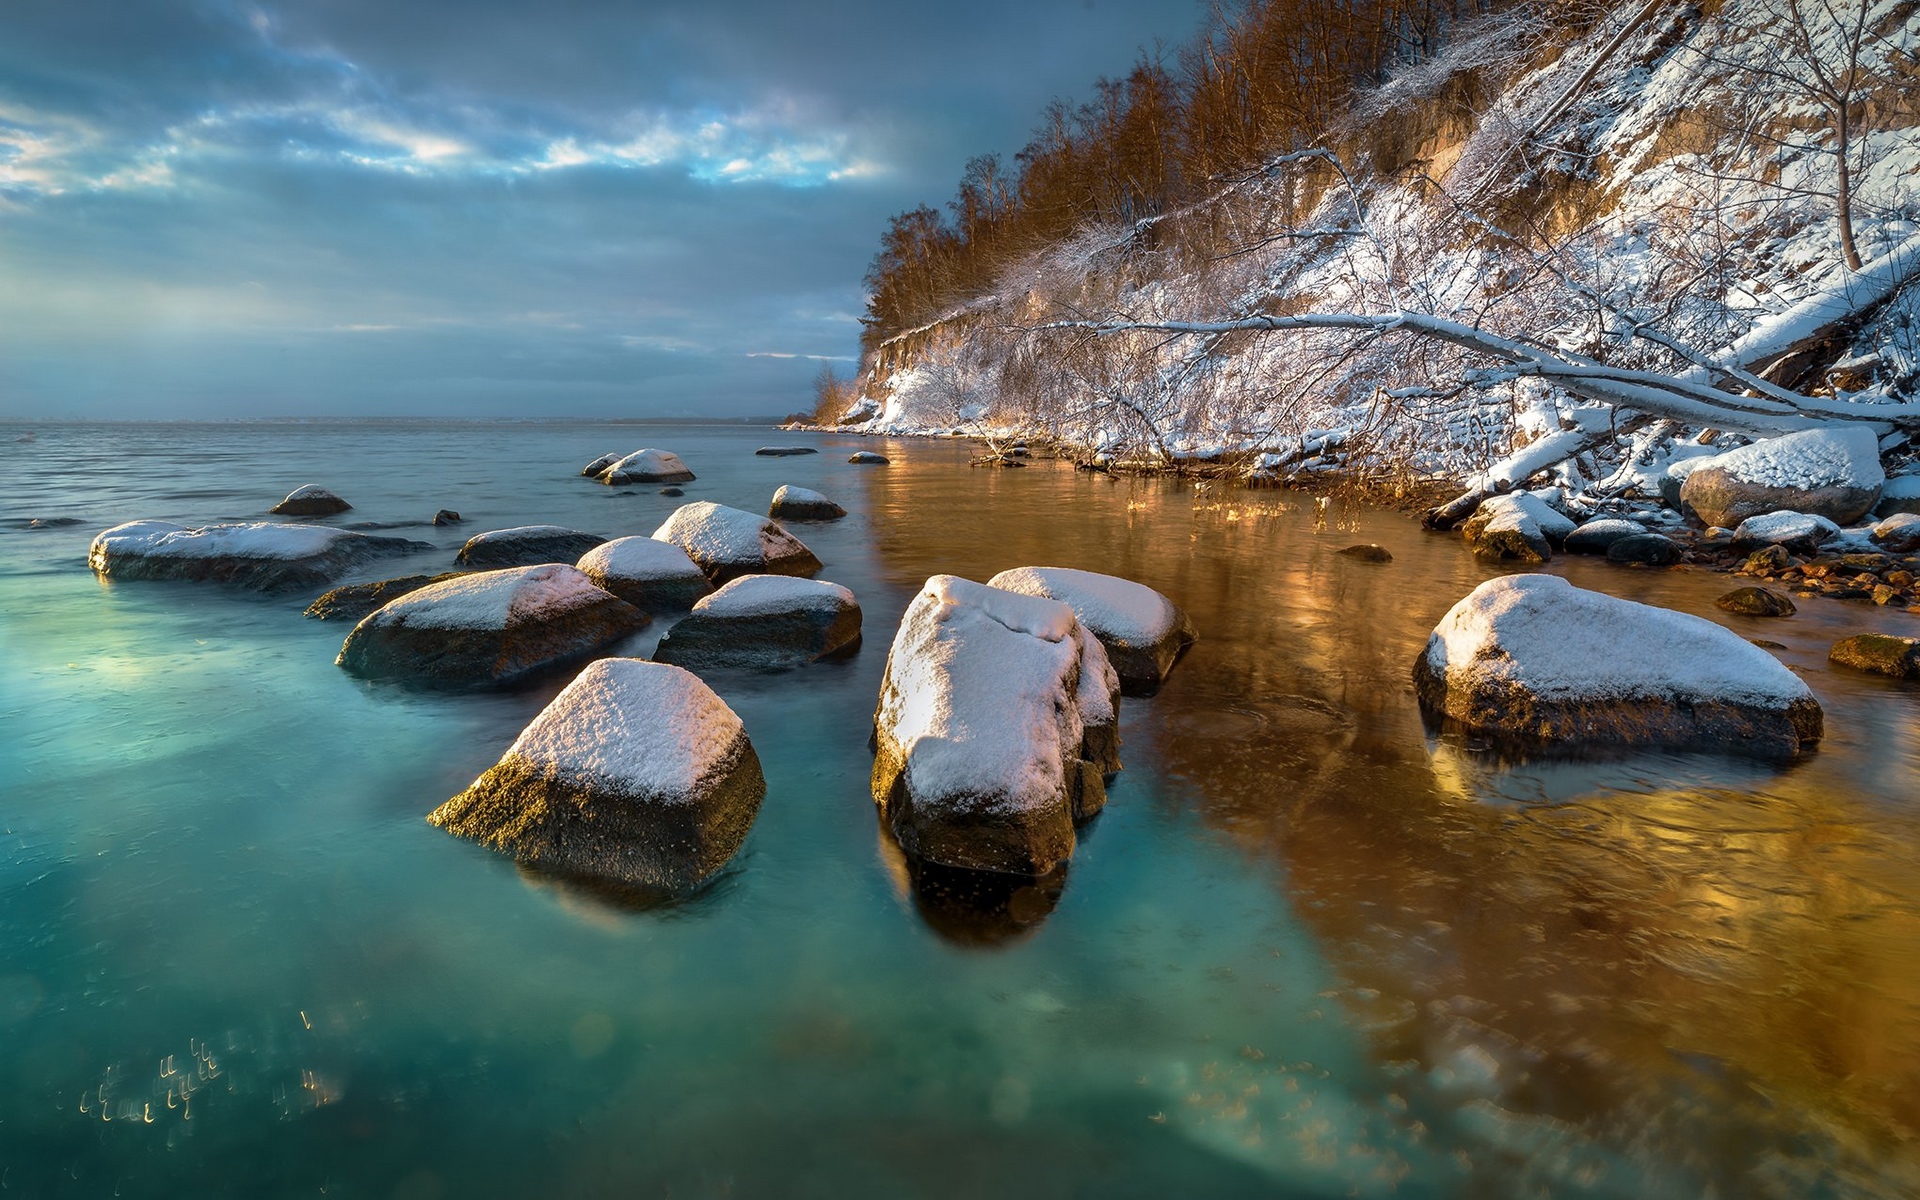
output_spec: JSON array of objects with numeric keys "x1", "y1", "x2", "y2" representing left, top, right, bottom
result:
[
  {"x1": 847, "y1": 451, "x2": 890, "y2": 464},
  {"x1": 432, "y1": 509, "x2": 462, "y2": 526},
  {"x1": 1750, "y1": 639, "x2": 1787, "y2": 649},
  {"x1": 1716, "y1": 587, "x2": 1796, "y2": 617},
  {"x1": 1873, "y1": 585, "x2": 1897, "y2": 605},
  {"x1": 270, "y1": 484, "x2": 353, "y2": 517},
  {"x1": 1742, "y1": 545, "x2": 1791, "y2": 574},
  {"x1": 1828, "y1": 634, "x2": 1920, "y2": 678},
  {"x1": 1336, "y1": 544, "x2": 1392, "y2": 562},
  {"x1": 1888, "y1": 570, "x2": 1915, "y2": 587},
  {"x1": 661, "y1": 487, "x2": 685, "y2": 497}
]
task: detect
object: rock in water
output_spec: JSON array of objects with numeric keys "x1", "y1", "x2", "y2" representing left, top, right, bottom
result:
[
  {"x1": 336, "y1": 564, "x2": 647, "y2": 687},
  {"x1": 270, "y1": 484, "x2": 352, "y2": 516},
  {"x1": 653, "y1": 575, "x2": 861, "y2": 669},
  {"x1": 768, "y1": 484, "x2": 846, "y2": 521},
  {"x1": 1877, "y1": 475, "x2": 1920, "y2": 518},
  {"x1": 871, "y1": 575, "x2": 1120, "y2": 876},
  {"x1": 1716, "y1": 587, "x2": 1797, "y2": 617},
  {"x1": 580, "y1": 452, "x2": 623, "y2": 477},
  {"x1": 847, "y1": 451, "x2": 889, "y2": 464},
  {"x1": 755, "y1": 446, "x2": 818, "y2": 457},
  {"x1": 1605, "y1": 533, "x2": 1681, "y2": 566},
  {"x1": 1728, "y1": 510, "x2": 1841, "y2": 556},
  {"x1": 1870, "y1": 512, "x2": 1920, "y2": 553},
  {"x1": 432, "y1": 509, "x2": 462, "y2": 526},
  {"x1": 576, "y1": 536, "x2": 712, "y2": 611},
  {"x1": 652, "y1": 501, "x2": 821, "y2": 583},
  {"x1": 1336, "y1": 544, "x2": 1392, "y2": 562},
  {"x1": 306, "y1": 572, "x2": 465, "y2": 621},
  {"x1": 455, "y1": 525, "x2": 608, "y2": 569},
  {"x1": 1461, "y1": 493, "x2": 1575, "y2": 564},
  {"x1": 427, "y1": 659, "x2": 765, "y2": 892},
  {"x1": 1563, "y1": 518, "x2": 1646, "y2": 555},
  {"x1": 1828, "y1": 634, "x2": 1920, "y2": 679},
  {"x1": 88, "y1": 520, "x2": 426, "y2": 591},
  {"x1": 986, "y1": 565, "x2": 1196, "y2": 696},
  {"x1": 598, "y1": 449, "x2": 695, "y2": 485},
  {"x1": 1413, "y1": 574, "x2": 1821, "y2": 756},
  {"x1": 1679, "y1": 426, "x2": 1884, "y2": 528}
]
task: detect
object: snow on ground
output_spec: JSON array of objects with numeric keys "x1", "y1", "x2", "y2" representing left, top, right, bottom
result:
[
  {"x1": 496, "y1": 659, "x2": 745, "y2": 799},
  {"x1": 987, "y1": 566, "x2": 1182, "y2": 645},
  {"x1": 694, "y1": 574, "x2": 854, "y2": 617},
  {"x1": 577, "y1": 536, "x2": 706, "y2": 582},
  {"x1": 1423, "y1": 575, "x2": 1814, "y2": 707},
  {"x1": 363, "y1": 564, "x2": 613, "y2": 631},
  {"x1": 90, "y1": 520, "x2": 353, "y2": 562},
  {"x1": 1701, "y1": 426, "x2": 1886, "y2": 490}
]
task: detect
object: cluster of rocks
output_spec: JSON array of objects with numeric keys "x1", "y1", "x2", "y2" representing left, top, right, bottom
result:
[
  {"x1": 1728, "y1": 539, "x2": 1920, "y2": 609},
  {"x1": 581, "y1": 448, "x2": 697, "y2": 485}
]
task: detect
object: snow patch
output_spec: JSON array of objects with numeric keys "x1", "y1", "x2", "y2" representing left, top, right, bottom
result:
[
  {"x1": 987, "y1": 566, "x2": 1181, "y2": 646},
  {"x1": 694, "y1": 574, "x2": 854, "y2": 617},
  {"x1": 367, "y1": 564, "x2": 613, "y2": 631},
  {"x1": 653, "y1": 502, "x2": 812, "y2": 565},
  {"x1": 1701, "y1": 426, "x2": 1885, "y2": 491},
  {"x1": 577, "y1": 536, "x2": 705, "y2": 582},
  {"x1": 90, "y1": 520, "x2": 353, "y2": 562}
]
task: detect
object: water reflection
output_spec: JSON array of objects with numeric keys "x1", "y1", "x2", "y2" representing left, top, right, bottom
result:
[{"x1": 875, "y1": 820, "x2": 1065, "y2": 946}]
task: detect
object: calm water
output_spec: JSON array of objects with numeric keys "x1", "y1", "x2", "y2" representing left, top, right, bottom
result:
[{"x1": 1, "y1": 422, "x2": 1917, "y2": 1199}]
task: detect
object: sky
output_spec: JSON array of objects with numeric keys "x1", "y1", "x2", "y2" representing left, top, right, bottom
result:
[{"x1": 0, "y1": 0, "x2": 1205, "y2": 419}]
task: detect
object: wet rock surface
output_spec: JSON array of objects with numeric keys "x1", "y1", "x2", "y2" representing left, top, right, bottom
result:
[
  {"x1": 1715, "y1": 587, "x2": 1797, "y2": 618},
  {"x1": 1828, "y1": 634, "x2": 1920, "y2": 679},
  {"x1": 454, "y1": 525, "x2": 608, "y2": 569},
  {"x1": 305, "y1": 572, "x2": 466, "y2": 621},
  {"x1": 1336, "y1": 543, "x2": 1393, "y2": 562},
  {"x1": 1606, "y1": 533, "x2": 1681, "y2": 566}
]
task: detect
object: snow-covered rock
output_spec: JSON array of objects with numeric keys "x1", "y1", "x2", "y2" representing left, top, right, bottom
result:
[
  {"x1": 427, "y1": 659, "x2": 765, "y2": 892},
  {"x1": 599, "y1": 448, "x2": 695, "y2": 485},
  {"x1": 768, "y1": 484, "x2": 845, "y2": 521},
  {"x1": 1680, "y1": 427, "x2": 1884, "y2": 529},
  {"x1": 652, "y1": 502, "x2": 821, "y2": 583},
  {"x1": 1728, "y1": 510, "x2": 1842, "y2": 556},
  {"x1": 88, "y1": 520, "x2": 426, "y2": 591},
  {"x1": 1462, "y1": 493, "x2": 1575, "y2": 564},
  {"x1": 1871, "y1": 511, "x2": 1920, "y2": 553},
  {"x1": 1828, "y1": 634, "x2": 1920, "y2": 679},
  {"x1": 871, "y1": 575, "x2": 1120, "y2": 875},
  {"x1": 454, "y1": 525, "x2": 608, "y2": 569},
  {"x1": 336, "y1": 564, "x2": 646, "y2": 687},
  {"x1": 580, "y1": 452, "x2": 623, "y2": 477},
  {"x1": 1562, "y1": 518, "x2": 1647, "y2": 555},
  {"x1": 305, "y1": 572, "x2": 464, "y2": 621},
  {"x1": 1414, "y1": 575, "x2": 1822, "y2": 756},
  {"x1": 653, "y1": 575, "x2": 861, "y2": 669},
  {"x1": 1877, "y1": 474, "x2": 1920, "y2": 518},
  {"x1": 575, "y1": 536, "x2": 712, "y2": 611},
  {"x1": 270, "y1": 484, "x2": 352, "y2": 516},
  {"x1": 847, "y1": 451, "x2": 889, "y2": 464},
  {"x1": 985, "y1": 565, "x2": 1197, "y2": 695},
  {"x1": 754, "y1": 446, "x2": 817, "y2": 457}
]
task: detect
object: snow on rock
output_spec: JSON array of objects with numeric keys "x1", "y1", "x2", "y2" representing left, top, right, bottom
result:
[
  {"x1": 768, "y1": 484, "x2": 846, "y2": 521},
  {"x1": 1870, "y1": 511, "x2": 1920, "y2": 553},
  {"x1": 454, "y1": 525, "x2": 608, "y2": 569},
  {"x1": 427, "y1": 659, "x2": 765, "y2": 892},
  {"x1": 336, "y1": 564, "x2": 646, "y2": 687},
  {"x1": 270, "y1": 484, "x2": 352, "y2": 516},
  {"x1": 1414, "y1": 575, "x2": 1821, "y2": 756},
  {"x1": 306, "y1": 572, "x2": 464, "y2": 621},
  {"x1": 1562, "y1": 518, "x2": 1648, "y2": 555},
  {"x1": 847, "y1": 451, "x2": 889, "y2": 464},
  {"x1": 1729, "y1": 510, "x2": 1842, "y2": 555},
  {"x1": 653, "y1": 574, "x2": 861, "y2": 669},
  {"x1": 652, "y1": 501, "x2": 821, "y2": 583},
  {"x1": 1462, "y1": 492, "x2": 1574, "y2": 564},
  {"x1": 871, "y1": 575, "x2": 1119, "y2": 876},
  {"x1": 599, "y1": 448, "x2": 696, "y2": 485},
  {"x1": 580, "y1": 452, "x2": 623, "y2": 477},
  {"x1": 1879, "y1": 475, "x2": 1920, "y2": 518},
  {"x1": 88, "y1": 519, "x2": 426, "y2": 591},
  {"x1": 986, "y1": 565, "x2": 1196, "y2": 695},
  {"x1": 576, "y1": 536, "x2": 712, "y2": 611},
  {"x1": 1680, "y1": 427, "x2": 1885, "y2": 529}
]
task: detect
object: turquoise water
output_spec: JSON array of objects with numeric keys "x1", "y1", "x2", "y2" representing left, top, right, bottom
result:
[{"x1": 2, "y1": 422, "x2": 1918, "y2": 1198}]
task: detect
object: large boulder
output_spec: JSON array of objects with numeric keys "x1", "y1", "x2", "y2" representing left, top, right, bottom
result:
[
  {"x1": 455, "y1": 525, "x2": 607, "y2": 569},
  {"x1": 1679, "y1": 426, "x2": 1884, "y2": 528},
  {"x1": 306, "y1": 572, "x2": 465, "y2": 621},
  {"x1": 575, "y1": 536, "x2": 712, "y2": 610},
  {"x1": 427, "y1": 659, "x2": 765, "y2": 892},
  {"x1": 270, "y1": 484, "x2": 352, "y2": 516},
  {"x1": 88, "y1": 520, "x2": 426, "y2": 591},
  {"x1": 1413, "y1": 574, "x2": 1822, "y2": 756},
  {"x1": 871, "y1": 576, "x2": 1119, "y2": 876},
  {"x1": 1728, "y1": 510, "x2": 1841, "y2": 556},
  {"x1": 986, "y1": 565, "x2": 1196, "y2": 696},
  {"x1": 336, "y1": 564, "x2": 646, "y2": 687},
  {"x1": 1461, "y1": 493, "x2": 1575, "y2": 564},
  {"x1": 653, "y1": 502, "x2": 821, "y2": 583},
  {"x1": 1562, "y1": 518, "x2": 1647, "y2": 555},
  {"x1": 598, "y1": 449, "x2": 695, "y2": 485},
  {"x1": 653, "y1": 575, "x2": 861, "y2": 669},
  {"x1": 768, "y1": 484, "x2": 845, "y2": 521}
]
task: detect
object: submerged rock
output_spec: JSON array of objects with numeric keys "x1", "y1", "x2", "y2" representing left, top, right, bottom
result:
[
  {"x1": 848, "y1": 451, "x2": 889, "y2": 464},
  {"x1": 755, "y1": 446, "x2": 818, "y2": 457},
  {"x1": 653, "y1": 575, "x2": 861, "y2": 669},
  {"x1": 768, "y1": 484, "x2": 845, "y2": 521},
  {"x1": 1462, "y1": 493, "x2": 1575, "y2": 564},
  {"x1": 1716, "y1": 587, "x2": 1797, "y2": 617},
  {"x1": 1679, "y1": 426, "x2": 1884, "y2": 528},
  {"x1": 576, "y1": 536, "x2": 712, "y2": 611},
  {"x1": 1870, "y1": 511, "x2": 1920, "y2": 553},
  {"x1": 336, "y1": 564, "x2": 646, "y2": 687},
  {"x1": 1563, "y1": 518, "x2": 1646, "y2": 555},
  {"x1": 653, "y1": 501, "x2": 821, "y2": 583},
  {"x1": 599, "y1": 449, "x2": 695, "y2": 485},
  {"x1": 660, "y1": 487, "x2": 685, "y2": 497},
  {"x1": 454, "y1": 525, "x2": 608, "y2": 569},
  {"x1": 270, "y1": 484, "x2": 352, "y2": 517},
  {"x1": 1605, "y1": 533, "x2": 1681, "y2": 566},
  {"x1": 427, "y1": 659, "x2": 765, "y2": 892},
  {"x1": 1336, "y1": 543, "x2": 1393, "y2": 562},
  {"x1": 1728, "y1": 510, "x2": 1841, "y2": 556},
  {"x1": 432, "y1": 509, "x2": 462, "y2": 526},
  {"x1": 305, "y1": 572, "x2": 465, "y2": 621},
  {"x1": 88, "y1": 520, "x2": 426, "y2": 591},
  {"x1": 1413, "y1": 574, "x2": 1821, "y2": 756},
  {"x1": 986, "y1": 565, "x2": 1196, "y2": 696},
  {"x1": 1828, "y1": 634, "x2": 1920, "y2": 678},
  {"x1": 871, "y1": 575, "x2": 1119, "y2": 876}
]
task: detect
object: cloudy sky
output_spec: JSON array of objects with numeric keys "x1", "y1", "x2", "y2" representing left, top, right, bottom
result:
[{"x1": 0, "y1": 0, "x2": 1203, "y2": 419}]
